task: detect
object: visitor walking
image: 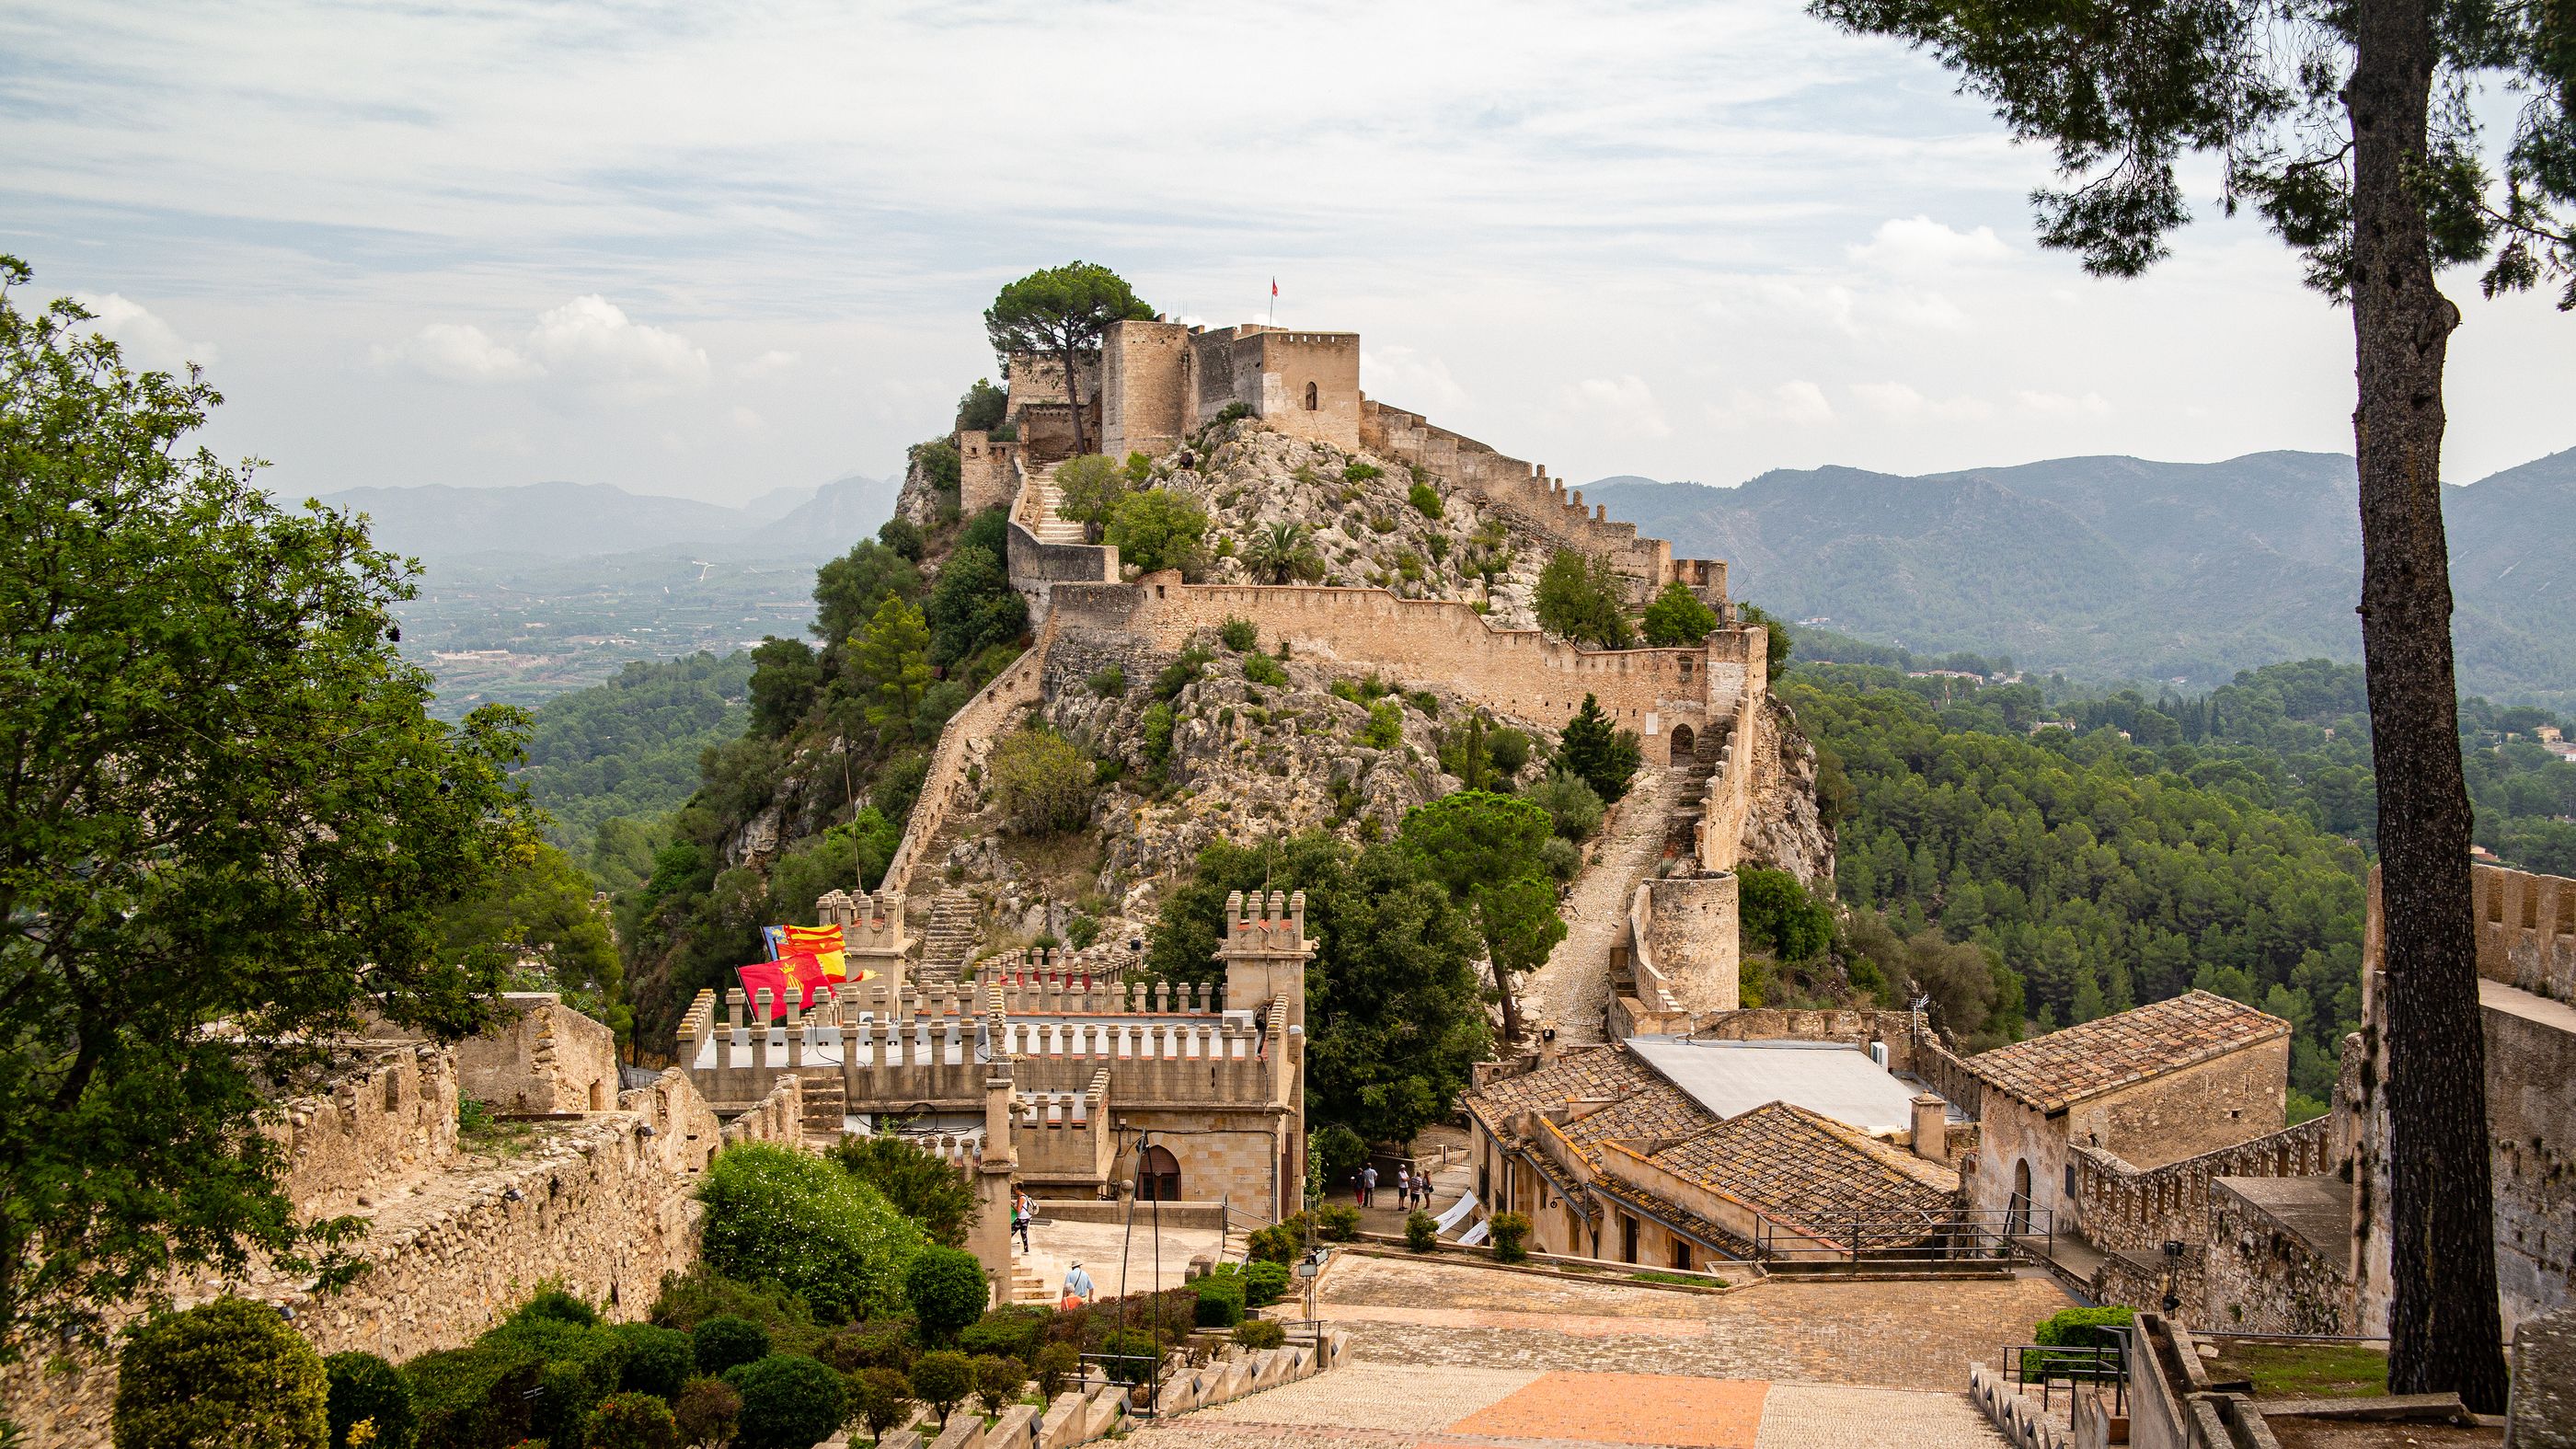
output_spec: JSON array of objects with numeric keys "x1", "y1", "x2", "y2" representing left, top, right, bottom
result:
[
  {"x1": 1012, "y1": 1187, "x2": 1033, "y2": 1252},
  {"x1": 1062, "y1": 1260, "x2": 1095, "y2": 1311}
]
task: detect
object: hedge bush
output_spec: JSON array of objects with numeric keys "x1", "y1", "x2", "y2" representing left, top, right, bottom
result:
[
  {"x1": 1097, "y1": 1329, "x2": 1160, "y2": 1386},
  {"x1": 689, "y1": 1317, "x2": 771, "y2": 1379},
  {"x1": 1405, "y1": 1211, "x2": 1439, "y2": 1253},
  {"x1": 113, "y1": 1298, "x2": 329, "y2": 1449},
  {"x1": 905, "y1": 1247, "x2": 989, "y2": 1343},
  {"x1": 1234, "y1": 1321, "x2": 1286, "y2": 1351},
  {"x1": 669, "y1": 1379, "x2": 739, "y2": 1449},
  {"x1": 721, "y1": 1354, "x2": 845, "y2": 1449},
  {"x1": 1033, "y1": 1341, "x2": 1079, "y2": 1400},
  {"x1": 2033, "y1": 1305, "x2": 2136, "y2": 1349},
  {"x1": 403, "y1": 1345, "x2": 538, "y2": 1449},
  {"x1": 696, "y1": 1143, "x2": 929, "y2": 1320},
  {"x1": 510, "y1": 1289, "x2": 599, "y2": 1329},
  {"x1": 326, "y1": 1351, "x2": 418, "y2": 1449},
  {"x1": 957, "y1": 1306, "x2": 1047, "y2": 1364},
  {"x1": 607, "y1": 1324, "x2": 694, "y2": 1401},
  {"x1": 475, "y1": 1317, "x2": 626, "y2": 1445},
  {"x1": 1191, "y1": 1274, "x2": 1246, "y2": 1328},
  {"x1": 846, "y1": 1366, "x2": 915, "y2": 1445},
  {"x1": 580, "y1": 1392, "x2": 678, "y2": 1449},
  {"x1": 1241, "y1": 1260, "x2": 1290, "y2": 1309},
  {"x1": 907, "y1": 1350, "x2": 973, "y2": 1425},
  {"x1": 1489, "y1": 1212, "x2": 1532, "y2": 1264},
  {"x1": 820, "y1": 1319, "x2": 914, "y2": 1374},
  {"x1": 1317, "y1": 1204, "x2": 1361, "y2": 1241}
]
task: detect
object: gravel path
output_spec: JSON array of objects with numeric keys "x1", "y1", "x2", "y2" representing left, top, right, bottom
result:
[{"x1": 1524, "y1": 764, "x2": 1687, "y2": 1046}]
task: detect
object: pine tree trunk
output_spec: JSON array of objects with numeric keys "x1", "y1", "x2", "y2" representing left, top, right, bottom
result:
[
  {"x1": 2346, "y1": 0, "x2": 2509, "y2": 1410},
  {"x1": 1061, "y1": 339, "x2": 1089, "y2": 455}
]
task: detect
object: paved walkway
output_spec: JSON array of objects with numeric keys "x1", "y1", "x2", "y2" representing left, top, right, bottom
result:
[
  {"x1": 1525, "y1": 765, "x2": 1686, "y2": 1047},
  {"x1": 1126, "y1": 1248, "x2": 2056, "y2": 1449}
]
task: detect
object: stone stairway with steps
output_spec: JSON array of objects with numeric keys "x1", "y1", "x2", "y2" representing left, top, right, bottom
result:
[
  {"x1": 917, "y1": 888, "x2": 981, "y2": 983},
  {"x1": 1024, "y1": 464, "x2": 1087, "y2": 545},
  {"x1": 799, "y1": 1070, "x2": 847, "y2": 1146},
  {"x1": 1007, "y1": 1263, "x2": 1052, "y2": 1306}
]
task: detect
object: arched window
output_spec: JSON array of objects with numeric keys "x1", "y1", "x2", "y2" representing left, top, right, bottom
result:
[
  {"x1": 1137, "y1": 1144, "x2": 1182, "y2": 1202},
  {"x1": 2007, "y1": 1158, "x2": 2034, "y2": 1236},
  {"x1": 1305, "y1": 381, "x2": 1319, "y2": 410},
  {"x1": 1671, "y1": 723, "x2": 1696, "y2": 758}
]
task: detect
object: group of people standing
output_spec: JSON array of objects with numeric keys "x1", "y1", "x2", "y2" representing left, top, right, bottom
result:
[{"x1": 1351, "y1": 1162, "x2": 1435, "y2": 1211}]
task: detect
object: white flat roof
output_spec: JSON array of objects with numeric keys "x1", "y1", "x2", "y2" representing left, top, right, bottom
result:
[{"x1": 1625, "y1": 1036, "x2": 1926, "y2": 1135}]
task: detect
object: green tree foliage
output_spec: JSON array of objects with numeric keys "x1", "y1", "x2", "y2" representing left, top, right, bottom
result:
[
  {"x1": 1838, "y1": 910, "x2": 2018, "y2": 1046},
  {"x1": 1219, "y1": 615, "x2": 1259, "y2": 651},
  {"x1": 327, "y1": 1351, "x2": 419, "y2": 1449},
  {"x1": 832, "y1": 1133, "x2": 981, "y2": 1248},
  {"x1": 924, "y1": 524, "x2": 1028, "y2": 670},
  {"x1": 1555, "y1": 695, "x2": 1643, "y2": 803},
  {"x1": 903, "y1": 1247, "x2": 990, "y2": 1343},
  {"x1": 846, "y1": 1366, "x2": 914, "y2": 1444},
  {"x1": 990, "y1": 727, "x2": 1097, "y2": 835},
  {"x1": 1146, "y1": 835, "x2": 1490, "y2": 1147},
  {"x1": 1244, "y1": 521, "x2": 1319, "y2": 583},
  {"x1": 983, "y1": 263, "x2": 1155, "y2": 454},
  {"x1": 607, "y1": 1323, "x2": 695, "y2": 1401},
  {"x1": 1190, "y1": 1274, "x2": 1245, "y2": 1328},
  {"x1": 1792, "y1": 674, "x2": 2364, "y2": 1096},
  {"x1": 1534, "y1": 550, "x2": 1632, "y2": 650},
  {"x1": 671, "y1": 1377, "x2": 740, "y2": 1449},
  {"x1": 0, "y1": 266, "x2": 539, "y2": 1360},
  {"x1": 516, "y1": 652, "x2": 752, "y2": 863},
  {"x1": 1737, "y1": 604, "x2": 1792, "y2": 684},
  {"x1": 973, "y1": 1354, "x2": 1024, "y2": 1416},
  {"x1": 1524, "y1": 772, "x2": 1605, "y2": 842},
  {"x1": 909, "y1": 439, "x2": 961, "y2": 500},
  {"x1": 1051, "y1": 454, "x2": 1133, "y2": 543},
  {"x1": 1737, "y1": 868, "x2": 1834, "y2": 963},
  {"x1": 747, "y1": 637, "x2": 824, "y2": 739},
  {"x1": 906, "y1": 1350, "x2": 974, "y2": 1426},
  {"x1": 114, "y1": 1299, "x2": 328, "y2": 1449},
  {"x1": 687, "y1": 1317, "x2": 771, "y2": 1379},
  {"x1": 1641, "y1": 582, "x2": 1720, "y2": 648},
  {"x1": 696, "y1": 1144, "x2": 929, "y2": 1321},
  {"x1": 879, "y1": 517, "x2": 926, "y2": 562},
  {"x1": 436, "y1": 841, "x2": 628, "y2": 1036},
  {"x1": 581, "y1": 1393, "x2": 680, "y2": 1449},
  {"x1": 764, "y1": 809, "x2": 902, "y2": 906},
  {"x1": 812, "y1": 542, "x2": 925, "y2": 672},
  {"x1": 1399, "y1": 792, "x2": 1566, "y2": 1044},
  {"x1": 1407, "y1": 481, "x2": 1443, "y2": 517},
  {"x1": 852, "y1": 596, "x2": 935, "y2": 747},
  {"x1": 1105, "y1": 489, "x2": 1211, "y2": 577},
  {"x1": 957, "y1": 378, "x2": 1007, "y2": 432},
  {"x1": 1487, "y1": 1212, "x2": 1532, "y2": 1264},
  {"x1": 722, "y1": 1354, "x2": 846, "y2": 1449}
]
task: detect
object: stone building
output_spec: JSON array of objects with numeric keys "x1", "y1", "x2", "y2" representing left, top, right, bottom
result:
[{"x1": 682, "y1": 888, "x2": 1311, "y2": 1225}]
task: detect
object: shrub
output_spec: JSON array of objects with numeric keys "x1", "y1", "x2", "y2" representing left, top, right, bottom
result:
[
  {"x1": 1487, "y1": 725, "x2": 1529, "y2": 776},
  {"x1": 1191, "y1": 1274, "x2": 1246, "y2": 1328},
  {"x1": 973, "y1": 1353, "x2": 1025, "y2": 1416},
  {"x1": 1245, "y1": 1220, "x2": 1302, "y2": 1265},
  {"x1": 1066, "y1": 913, "x2": 1101, "y2": 949},
  {"x1": 1489, "y1": 1212, "x2": 1533, "y2": 1263},
  {"x1": 957, "y1": 1306, "x2": 1047, "y2": 1364},
  {"x1": 1097, "y1": 1329, "x2": 1160, "y2": 1386},
  {"x1": 608, "y1": 1324, "x2": 695, "y2": 1401},
  {"x1": 1317, "y1": 1203, "x2": 1361, "y2": 1242},
  {"x1": 649, "y1": 1269, "x2": 820, "y2": 1360},
  {"x1": 326, "y1": 1351, "x2": 418, "y2": 1449},
  {"x1": 511, "y1": 1288, "x2": 600, "y2": 1329},
  {"x1": 1407, "y1": 480, "x2": 1443, "y2": 517},
  {"x1": 696, "y1": 1143, "x2": 929, "y2": 1320},
  {"x1": 1359, "y1": 701, "x2": 1403, "y2": 750},
  {"x1": 670, "y1": 1377, "x2": 739, "y2": 1449},
  {"x1": 905, "y1": 1246, "x2": 990, "y2": 1344},
  {"x1": 907, "y1": 1350, "x2": 973, "y2": 1425},
  {"x1": 832, "y1": 1132, "x2": 982, "y2": 1250},
  {"x1": 1406, "y1": 1212, "x2": 1439, "y2": 1253},
  {"x1": 988, "y1": 727, "x2": 1097, "y2": 837},
  {"x1": 114, "y1": 1298, "x2": 328, "y2": 1449},
  {"x1": 689, "y1": 1317, "x2": 770, "y2": 1379},
  {"x1": 1344, "y1": 462, "x2": 1383, "y2": 483},
  {"x1": 1641, "y1": 581, "x2": 1719, "y2": 647},
  {"x1": 2034, "y1": 1305, "x2": 2135, "y2": 1349},
  {"x1": 880, "y1": 515, "x2": 927, "y2": 561},
  {"x1": 1105, "y1": 488, "x2": 1211, "y2": 576},
  {"x1": 1234, "y1": 1321, "x2": 1287, "y2": 1351},
  {"x1": 1534, "y1": 549, "x2": 1631, "y2": 650},
  {"x1": 476, "y1": 1317, "x2": 626, "y2": 1446},
  {"x1": 846, "y1": 1366, "x2": 914, "y2": 1445},
  {"x1": 1525, "y1": 771, "x2": 1605, "y2": 842},
  {"x1": 1219, "y1": 615, "x2": 1258, "y2": 651},
  {"x1": 1215, "y1": 401, "x2": 1253, "y2": 423},
  {"x1": 1032, "y1": 1342, "x2": 1079, "y2": 1401},
  {"x1": 1240, "y1": 1260, "x2": 1291, "y2": 1309},
  {"x1": 722, "y1": 1355, "x2": 845, "y2": 1449},
  {"x1": 581, "y1": 1393, "x2": 679, "y2": 1449},
  {"x1": 1242, "y1": 653, "x2": 1288, "y2": 688},
  {"x1": 403, "y1": 1344, "x2": 537, "y2": 1449},
  {"x1": 819, "y1": 1320, "x2": 914, "y2": 1375},
  {"x1": 1541, "y1": 835, "x2": 1582, "y2": 882},
  {"x1": 1087, "y1": 663, "x2": 1126, "y2": 697}
]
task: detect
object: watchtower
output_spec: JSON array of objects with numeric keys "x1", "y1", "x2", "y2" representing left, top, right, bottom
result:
[
  {"x1": 1215, "y1": 890, "x2": 1314, "y2": 1028},
  {"x1": 816, "y1": 888, "x2": 911, "y2": 997}
]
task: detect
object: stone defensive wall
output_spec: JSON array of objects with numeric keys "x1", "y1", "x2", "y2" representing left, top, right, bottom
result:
[
  {"x1": 4, "y1": 1004, "x2": 805, "y2": 1449},
  {"x1": 1046, "y1": 576, "x2": 1760, "y2": 761},
  {"x1": 2475, "y1": 860, "x2": 2576, "y2": 1001},
  {"x1": 879, "y1": 609, "x2": 1059, "y2": 898}
]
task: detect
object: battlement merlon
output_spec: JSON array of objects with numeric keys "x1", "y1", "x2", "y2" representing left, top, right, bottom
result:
[{"x1": 1217, "y1": 889, "x2": 1315, "y2": 1030}]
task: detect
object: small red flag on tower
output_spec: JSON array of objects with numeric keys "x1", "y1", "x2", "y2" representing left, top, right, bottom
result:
[{"x1": 1271, "y1": 278, "x2": 1278, "y2": 297}]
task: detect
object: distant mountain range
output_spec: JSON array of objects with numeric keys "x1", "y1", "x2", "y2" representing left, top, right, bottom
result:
[
  {"x1": 311, "y1": 472, "x2": 900, "y2": 570},
  {"x1": 1586, "y1": 447, "x2": 2576, "y2": 705}
]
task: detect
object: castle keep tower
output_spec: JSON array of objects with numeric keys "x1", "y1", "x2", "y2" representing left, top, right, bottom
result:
[
  {"x1": 1217, "y1": 890, "x2": 1314, "y2": 1029},
  {"x1": 816, "y1": 888, "x2": 911, "y2": 997}
]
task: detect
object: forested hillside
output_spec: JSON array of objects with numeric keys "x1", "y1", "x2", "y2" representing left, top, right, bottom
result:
[
  {"x1": 1787, "y1": 669, "x2": 2371, "y2": 1117},
  {"x1": 514, "y1": 652, "x2": 753, "y2": 887}
]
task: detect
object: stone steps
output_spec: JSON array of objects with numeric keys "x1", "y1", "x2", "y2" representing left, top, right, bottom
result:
[
  {"x1": 1028, "y1": 467, "x2": 1086, "y2": 546},
  {"x1": 1009, "y1": 1265, "x2": 1052, "y2": 1305},
  {"x1": 918, "y1": 888, "x2": 981, "y2": 983},
  {"x1": 800, "y1": 1070, "x2": 847, "y2": 1146}
]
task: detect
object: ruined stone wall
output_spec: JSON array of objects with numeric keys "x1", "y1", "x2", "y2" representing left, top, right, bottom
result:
[
  {"x1": 959, "y1": 430, "x2": 1018, "y2": 517},
  {"x1": 273, "y1": 1044, "x2": 462, "y2": 1221},
  {"x1": 454, "y1": 994, "x2": 621, "y2": 1115},
  {"x1": 1616, "y1": 1006, "x2": 1928, "y2": 1075},
  {"x1": 879, "y1": 611, "x2": 1057, "y2": 897},
  {"x1": 2202, "y1": 1179, "x2": 2356, "y2": 1335},
  {"x1": 2079, "y1": 1039, "x2": 2291, "y2": 1171},
  {"x1": 1046, "y1": 576, "x2": 1761, "y2": 766},
  {"x1": 1963, "y1": 1093, "x2": 2064, "y2": 1233}
]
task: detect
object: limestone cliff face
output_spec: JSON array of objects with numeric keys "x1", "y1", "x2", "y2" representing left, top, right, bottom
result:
[{"x1": 1738, "y1": 695, "x2": 1836, "y2": 894}]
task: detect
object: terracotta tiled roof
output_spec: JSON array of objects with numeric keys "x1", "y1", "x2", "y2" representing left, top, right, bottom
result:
[
  {"x1": 1462, "y1": 1048, "x2": 1662, "y2": 1130},
  {"x1": 1589, "y1": 1175, "x2": 1760, "y2": 1261},
  {"x1": 1962, "y1": 990, "x2": 2291, "y2": 1112},
  {"x1": 1559, "y1": 1082, "x2": 1708, "y2": 1162},
  {"x1": 1644, "y1": 1101, "x2": 1958, "y2": 1234}
]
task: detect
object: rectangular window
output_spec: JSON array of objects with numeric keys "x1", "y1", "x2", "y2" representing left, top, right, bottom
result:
[
  {"x1": 2064, "y1": 1164, "x2": 2077, "y2": 1199},
  {"x1": 1672, "y1": 1241, "x2": 1693, "y2": 1271}
]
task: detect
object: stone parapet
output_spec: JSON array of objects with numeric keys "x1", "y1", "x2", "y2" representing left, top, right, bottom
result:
[{"x1": 879, "y1": 609, "x2": 1056, "y2": 898}]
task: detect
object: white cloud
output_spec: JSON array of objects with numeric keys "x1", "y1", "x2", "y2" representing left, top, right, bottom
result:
[
  {"x1": 2014, "y1": 389, "x2": 2111, "y2": 418},
  {"x1": 1850, "y1": 381, "x2": 1995, "y2": 421},
  {"x1": 72, "y1": 293, "x2": 218, "y2": 372},
  {"x1": 1849, "y1": 215, "x2": 2013, "y2": 272},
  {"x1": 730, "y1": 405, "x2": 766, "y2": 431},
  {"x1": 374, "y1": 295, "x2": 708, "y2": 407},
  {"x1": 735, "y1": 349, "x2": 801, "y2": 378},
  {"x1": 1361, "y1": 346, "x2": 1468, "y2": 412},
  {"x1": 1707, "y1": 380, "x2": 1835, "y2": 430},
  {"x1": 1557, "y1": 374, "x2": 1671, "y2": 439}
]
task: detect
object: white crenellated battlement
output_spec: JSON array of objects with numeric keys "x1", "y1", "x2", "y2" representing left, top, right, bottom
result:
[
  {"x1": 815, "y1": 888, "x2": 909, "y2": 952},
  {"x1": 1225, "y1": 889, "x2": 1307, "y2": 954}
]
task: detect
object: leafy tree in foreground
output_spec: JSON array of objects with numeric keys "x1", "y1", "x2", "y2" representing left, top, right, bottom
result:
[
  {"x1": 1557, "y1": 694, "x2": 1643, "y2": 803},
  {"x1": 833, "y1": 1131, "x2": 982, "y2": 1248},
  {"x1": 1051, "y1": 453, "x2": 1134, "y2": 543},
  {"x1": 0, "y1": 261, "x2": 537, "y2": 1361},
  {"x1": 1641, "y1": 581, "x2": 1719, "y2": 648},
  {"x1": 983, "y1": 262, "x2": 1155, "y2": 455},
  {"x1": 436, "y1": 839, "x2": 629, "y2": 1037},
  {"x1": 1801, "y1": 0, "x2": 2568, "y2": 1397},
  {"x1": 1400, "y1": 791, "x2": 1566, "y2": 1044},
  {"x1": 1534, "y1": 549, "x2": 1632, "y2": 650}
]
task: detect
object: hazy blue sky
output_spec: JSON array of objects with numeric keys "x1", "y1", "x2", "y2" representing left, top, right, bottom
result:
[{"x1": 6, "y1": 0, "x2": 2569, "y2": 505}]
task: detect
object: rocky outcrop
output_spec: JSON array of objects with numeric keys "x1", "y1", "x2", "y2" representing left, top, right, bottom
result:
[{"x1": 1739, "y1": 695, "x2": 1835, "y2": 893}]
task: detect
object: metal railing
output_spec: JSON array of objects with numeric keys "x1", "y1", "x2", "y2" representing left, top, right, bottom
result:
[
  {"x1": 1753, "y1": 1206, "x2": 2048, "y2": 1270},
  {"x1": 2004, "y1": 1342, "x2": 2127, "y2": 1415}
]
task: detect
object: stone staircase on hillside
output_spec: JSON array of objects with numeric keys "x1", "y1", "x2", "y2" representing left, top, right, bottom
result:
[
  {"x1": 917, "y1": 889, "x2": 981, "y2": 983},
  {"x1": 799, "y1": 1070, "x2": 848, "y2": 1146},
  {"x1": 1025, "y1": 466, "x2": 1087, "y2": 546}
]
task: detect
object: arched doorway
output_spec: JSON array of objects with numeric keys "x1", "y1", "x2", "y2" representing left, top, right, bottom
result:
[
  {"x1": 1304, "y1": 381, "x2": 1319, "y2": 410},
  {"x1": 1670, "y1": 723, "x2": 1696, "y2": 759},
  {"x1": 1136, "y1": 1144, "x2": 1182, "y2": 1202},
  {"x1": 2007, "y1": 1158, "x2": 2033, "y2": 1236}
]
